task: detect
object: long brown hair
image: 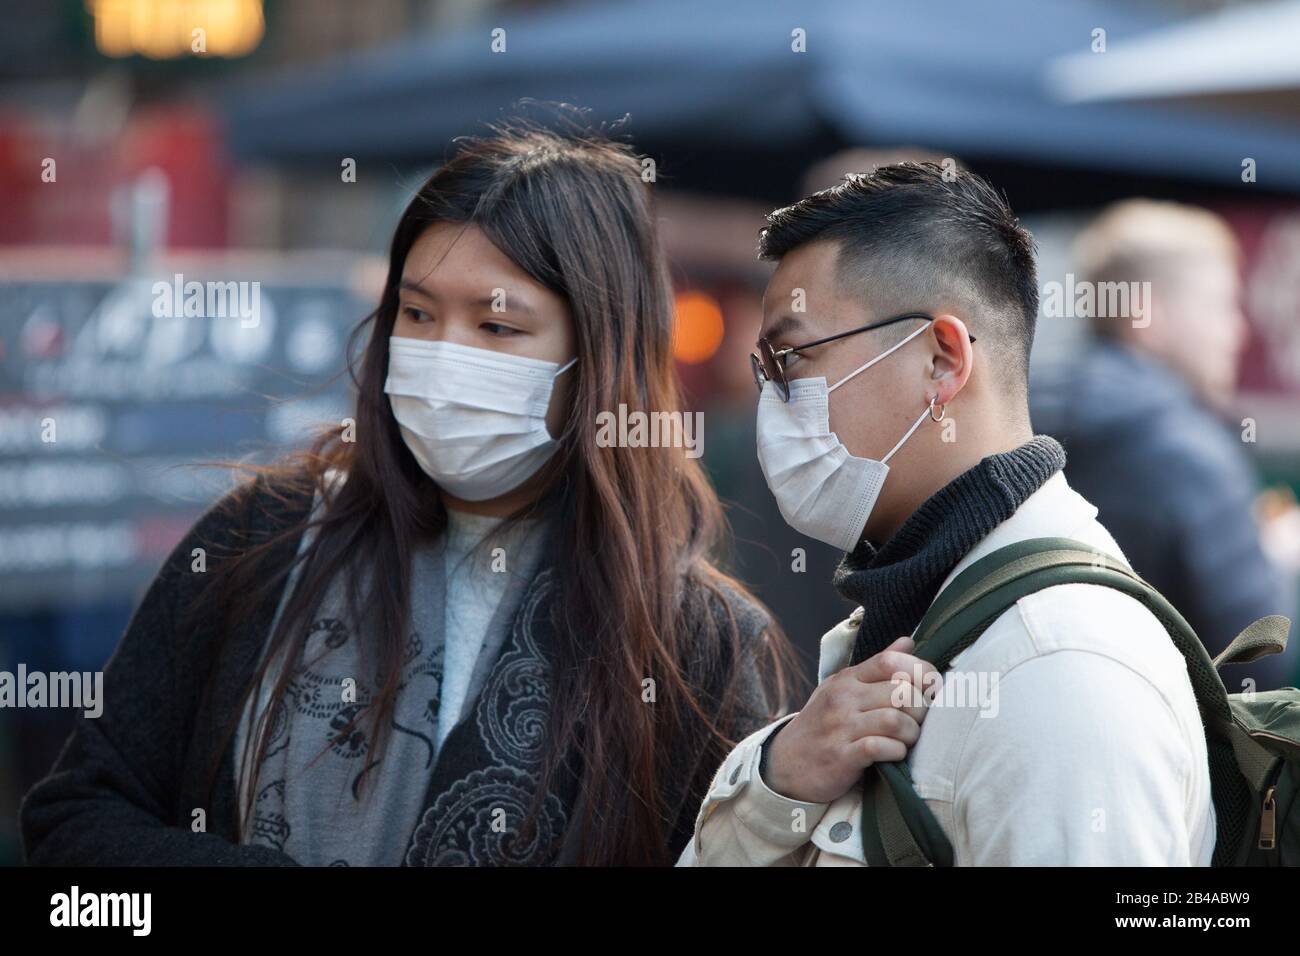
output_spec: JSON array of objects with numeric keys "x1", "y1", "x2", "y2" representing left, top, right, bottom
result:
[{"x1": 197, "y1": 114, "x2": 794, "y2": 865}]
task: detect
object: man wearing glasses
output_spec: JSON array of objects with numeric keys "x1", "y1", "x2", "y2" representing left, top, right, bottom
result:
[{"x1": 679, "y1": 163, "x2": 1214, "y2": 866}]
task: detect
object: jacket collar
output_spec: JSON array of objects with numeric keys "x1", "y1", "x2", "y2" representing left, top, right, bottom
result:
[
  {"x1": 819, "y1": 472, "x2": 1111, "y2": 679},
  {"x1": 931, "y1": 470, "x2": 1111, "y2": 600}
]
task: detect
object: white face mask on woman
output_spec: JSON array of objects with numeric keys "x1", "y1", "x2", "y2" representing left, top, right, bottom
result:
[
  {"x1": 384, "y1": 336, "x2": 577, "y2": 501},
  {"x1": 756, "y1": 323, "x2": 936, "y2": 551}
]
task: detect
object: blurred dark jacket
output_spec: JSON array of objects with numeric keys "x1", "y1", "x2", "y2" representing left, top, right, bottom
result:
[{"x1": 1032, "y1": 340, "x2": 1297, "y2": 690}]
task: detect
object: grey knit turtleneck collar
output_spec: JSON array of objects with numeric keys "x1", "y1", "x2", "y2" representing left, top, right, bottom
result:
[{"x1": 835, "y1": 435, "x2": 1067, "y2": 663}]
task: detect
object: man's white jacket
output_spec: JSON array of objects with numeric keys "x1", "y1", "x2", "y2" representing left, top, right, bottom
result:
[{"x1": 679, "y1": 472, "x2": 1216, "y2": 866}]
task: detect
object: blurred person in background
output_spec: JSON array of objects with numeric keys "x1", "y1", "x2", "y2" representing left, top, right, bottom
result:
[
  {"x1": 1032, "y1": 199, "x2": 1298, "y2": 691},
  {"x1": 20, "y1": 120, "x2": 795, "y2": 867}
]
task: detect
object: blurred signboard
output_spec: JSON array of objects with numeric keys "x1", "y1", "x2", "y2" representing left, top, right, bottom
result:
[{"x1": 0, "y1": 259, "x2": 373, "y2": 611}]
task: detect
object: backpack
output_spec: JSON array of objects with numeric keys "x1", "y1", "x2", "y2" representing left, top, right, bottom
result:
[{"x1": 859, "y1": 536, "x2": 1300, "y2": 867}]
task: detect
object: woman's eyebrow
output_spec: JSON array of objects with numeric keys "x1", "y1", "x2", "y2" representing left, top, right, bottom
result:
[
  {"x1": 398, "y1": 280, "x2": 538, "y2": 317},
  {"x1": 398, "y1": 278, "x2": 436, "y2": 298},
  {"x1": 469, "y1": 294, "x2": 537, "y2": 317}
]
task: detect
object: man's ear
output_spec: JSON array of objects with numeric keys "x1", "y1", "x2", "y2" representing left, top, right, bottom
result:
[{"x1": 928, "y1": 314, "x2": 974, "y2": 406}]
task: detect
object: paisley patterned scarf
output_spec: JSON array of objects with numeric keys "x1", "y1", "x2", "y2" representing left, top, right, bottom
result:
[{"x1": 235, "y1": 510, "x2": 581, "y2": 866}]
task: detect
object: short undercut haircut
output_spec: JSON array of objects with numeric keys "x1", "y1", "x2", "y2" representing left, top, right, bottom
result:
[{"x1": 758, "y1": 162, "x2": 1039, "y2": 402}]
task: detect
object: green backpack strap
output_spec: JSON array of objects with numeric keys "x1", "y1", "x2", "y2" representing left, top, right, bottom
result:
[
  {"x1": 1212, "y1": 615, "x2": 1290, "y2": 669},
  {"x1": 861, "y1": 761, "x2": 954, "y2": 867},
  {"x1": 859, "y1": 536, "x2": 1230, "y2": 867}
]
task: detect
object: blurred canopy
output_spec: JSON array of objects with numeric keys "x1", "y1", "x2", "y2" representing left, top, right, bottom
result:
[{"x1": 222, "y1": 0, "x2": 1300, "y2": 194}]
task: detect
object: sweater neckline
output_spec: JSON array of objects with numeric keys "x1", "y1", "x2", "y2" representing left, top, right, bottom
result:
[{"x1": 834, "y1": 435, "x2": 1067, "y2": 663}]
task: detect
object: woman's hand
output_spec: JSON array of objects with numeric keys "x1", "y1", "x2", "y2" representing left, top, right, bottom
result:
[{"x1": 764, "y1": 636, "x2": 938, "y2": 805}]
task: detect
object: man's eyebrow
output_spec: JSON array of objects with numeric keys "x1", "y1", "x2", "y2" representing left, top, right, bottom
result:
[{"x1": 759, "y1": 314, "x2": 806, "y2": 345}]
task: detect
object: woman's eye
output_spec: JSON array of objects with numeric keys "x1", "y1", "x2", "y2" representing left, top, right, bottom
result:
[
  {"x1": 482, "y1": 322, "x2": 521, "y2": 336},
  {"x1": 401, "y1": 306, "x2": 431, "y2": 323}
]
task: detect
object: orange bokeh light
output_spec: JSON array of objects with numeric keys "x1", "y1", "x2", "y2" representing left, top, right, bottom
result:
[{"x1": 672, "y1": 290, "x2": 725, "y2": 365}]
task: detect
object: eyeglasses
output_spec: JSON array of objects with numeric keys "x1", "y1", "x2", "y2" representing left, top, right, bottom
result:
[{"x1": 750, "y1": 312, "x2": 975, "y2": 402}]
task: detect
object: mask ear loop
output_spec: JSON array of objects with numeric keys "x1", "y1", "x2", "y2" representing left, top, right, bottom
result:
[
  {"x1": 881, "y1": 395, "x2": 944, "y2": 465},
  {"x1": 555, "y1": 357, "x2": 578, "y2": 377},
  {"x1": 827, "y1": 321, "x2": 933, "y2": 393},
  {"x1": 880, "y1": 405, "x2": 931, "y2": 464}
]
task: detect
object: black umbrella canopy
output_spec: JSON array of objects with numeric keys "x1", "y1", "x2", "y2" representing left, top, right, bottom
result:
[
  {"x1": 223, "y1": 0, "x2": 817, "y2": 161},
  {"x1": 221, "y1": 0, "x2": 1300, "y2": 194}
]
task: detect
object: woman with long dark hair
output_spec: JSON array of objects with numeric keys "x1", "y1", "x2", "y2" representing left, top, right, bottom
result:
[{"x1": 21, "y1": 120, "x2": 795, "y2": 866}]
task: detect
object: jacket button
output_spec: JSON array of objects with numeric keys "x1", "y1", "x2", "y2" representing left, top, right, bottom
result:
[
  {"x1": 729, "y1": 765, "x2": 741, "y2": 785},
  {"x1": 829, "y1": 821, "x2": 853, "y2": 843}
]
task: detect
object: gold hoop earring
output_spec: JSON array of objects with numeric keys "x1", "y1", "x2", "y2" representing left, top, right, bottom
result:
[{"x1": 929, "y1": 397, "x2": 946, "y2": 423}]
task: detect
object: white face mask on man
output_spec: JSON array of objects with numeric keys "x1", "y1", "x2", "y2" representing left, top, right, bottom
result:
[
  {"x1": 756, "y1": 321, "x2": 939, "y2": 552},
  {"x1": 384, "y1": 336, "x2": 577, "y2": 501}
]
